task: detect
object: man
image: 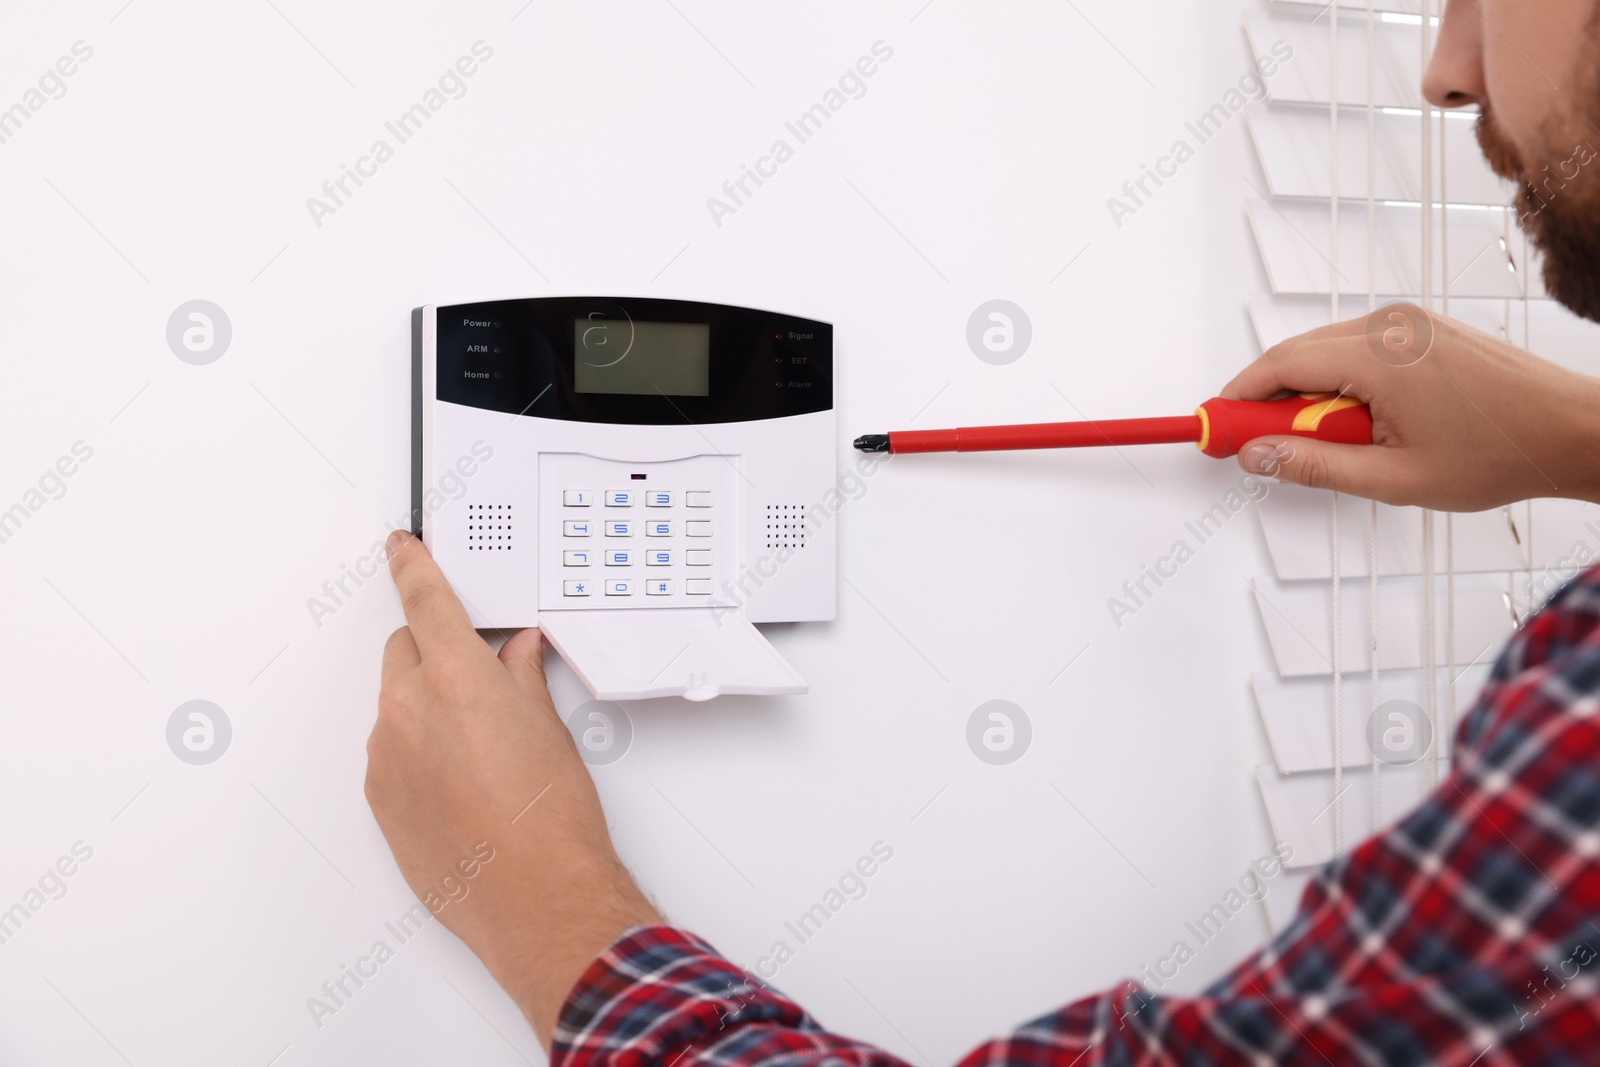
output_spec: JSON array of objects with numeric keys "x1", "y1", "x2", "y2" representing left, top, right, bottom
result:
[{"x1": 365, "y1": 2, "x2": 1600, "y2": 1062}]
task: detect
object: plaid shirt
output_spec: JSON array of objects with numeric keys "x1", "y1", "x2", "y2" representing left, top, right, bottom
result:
[{"x1": 554, "y1": 566, "x2": 1600, "y2": 1067}]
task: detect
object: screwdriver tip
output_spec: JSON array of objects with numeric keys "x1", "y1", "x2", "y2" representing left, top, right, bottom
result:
[{"x1": 853, "y1": 434, "x2": 890, "y2": 453}]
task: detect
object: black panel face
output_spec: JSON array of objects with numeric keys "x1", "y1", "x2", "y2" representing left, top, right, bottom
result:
[{"x1": 431, "y1": 297, "x2": 832, "y2": 424}]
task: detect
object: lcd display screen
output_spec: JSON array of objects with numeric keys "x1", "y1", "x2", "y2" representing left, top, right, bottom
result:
[{"x1": 574, "y1": 318, "x2": 711, "y2": 396}]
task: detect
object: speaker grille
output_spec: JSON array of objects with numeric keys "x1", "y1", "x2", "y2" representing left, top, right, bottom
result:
[
  {"x1": 764, "y1": 504, "x2": 808, "y2": 550},
  {"x1": 468, "y1": 503, "x2": 514, "y2": 551}
]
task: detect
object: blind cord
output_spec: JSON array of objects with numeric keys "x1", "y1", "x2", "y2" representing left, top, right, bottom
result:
[
  {"x1": 1330, "y1": 0, "x2": 1344, "y2": 858},
  {"x1": 1419, "y1": 0, "x2": 1440, "y2": 795},
  {"x1": 1366, "y1": 0, "x2": 1382, "y2": 825},
  {"x1": 1524, "y1": 229, "x2": 1534, "y2": 623},
  {"x1": 1440, "y1": 0, "x2": 1455, "y2": 782}
]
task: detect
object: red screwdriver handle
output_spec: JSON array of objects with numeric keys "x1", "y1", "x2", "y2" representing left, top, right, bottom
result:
[{"x1": 1196, "y1": 394, "x2": 1372, "y2": 458}]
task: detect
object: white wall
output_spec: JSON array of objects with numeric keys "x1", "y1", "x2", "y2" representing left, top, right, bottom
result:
[{"x1": 0, "y1": 2, "x2": 1294, "y2": 1063}]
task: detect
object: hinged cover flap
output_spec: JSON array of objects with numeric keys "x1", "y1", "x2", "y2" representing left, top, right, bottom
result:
[{"x1": 537, "y1": 607, "x2": 807, "y2": 702}]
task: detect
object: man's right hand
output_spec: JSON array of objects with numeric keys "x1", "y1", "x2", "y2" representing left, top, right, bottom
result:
[{"x1": 1222, "y1": 305, "x2": 1600, "y2": 511}]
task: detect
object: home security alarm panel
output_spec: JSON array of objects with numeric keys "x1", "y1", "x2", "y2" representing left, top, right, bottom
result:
[{"x1": 412, "y1": 296, "x2": 835, "y2": 702}]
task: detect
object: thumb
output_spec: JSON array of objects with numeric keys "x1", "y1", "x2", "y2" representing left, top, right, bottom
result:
[
  {"x1": 1236, "y1": 437, "x2": 1392, "y2": 499},
  {"x1": 498, "y1": 626, "x2": 548, "y2": 697}
]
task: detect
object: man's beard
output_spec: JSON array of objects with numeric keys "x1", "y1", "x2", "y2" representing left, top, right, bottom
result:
[{"x1": 1477, "y1": 106, "x2": 1600, "y2": 322}]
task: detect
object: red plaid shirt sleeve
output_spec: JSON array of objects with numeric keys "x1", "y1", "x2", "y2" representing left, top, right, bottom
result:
[{"x1": 554, "y1": 567, "x2": 1600, "y2": 1067}]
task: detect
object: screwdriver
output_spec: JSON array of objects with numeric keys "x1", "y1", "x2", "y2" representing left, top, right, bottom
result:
[{"x1": 852, "y1": 393, "x2": 1372, "y2": 458}]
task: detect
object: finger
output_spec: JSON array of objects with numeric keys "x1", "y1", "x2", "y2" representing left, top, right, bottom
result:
[
  {"x1": 1219, "y1": 337, "x2": 1373, "y2": 402},
  {"x1": 1237, "y1": 436, "x2": 1405, "y2": 502},
  {"x1": 1289, "y1": 314, "x2": 1371, "y2": 342},
  {"x1": 381, "y1": 625, "x2": 420, "y2": 690},
  {"x1": 386, "y1": 529, "x2": 477, "y2": 657},
  {"x1": 498, "y1": 627, "x2": 548, "y2": 698},
  {"x1": 1222, "y1": 316, "x2": 1363, "y2": 383}
]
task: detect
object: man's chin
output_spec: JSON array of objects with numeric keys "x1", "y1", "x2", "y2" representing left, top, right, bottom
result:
[
  {"x1": 1478, "y1": 108, "x2": 1600, "y2": 321},
  {"x1": 1541, "y1": 262, "x2": 1600, "y2": 325},
  {"x1": 1531, "y1": 207, "x2": 1600, "y2": 323}
]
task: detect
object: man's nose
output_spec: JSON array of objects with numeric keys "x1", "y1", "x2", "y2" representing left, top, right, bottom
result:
[{"x1": 1423, "y1": 0, "x2": 1487, "y2": 109}]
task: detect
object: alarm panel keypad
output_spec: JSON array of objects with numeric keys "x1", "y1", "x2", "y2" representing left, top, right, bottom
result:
[
  {"x1": 560, "y1": 491, "x2": 715, "y2": 599},
  {"x1": 538, "y1": 454, "x2": 734, "y2": 610}
]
